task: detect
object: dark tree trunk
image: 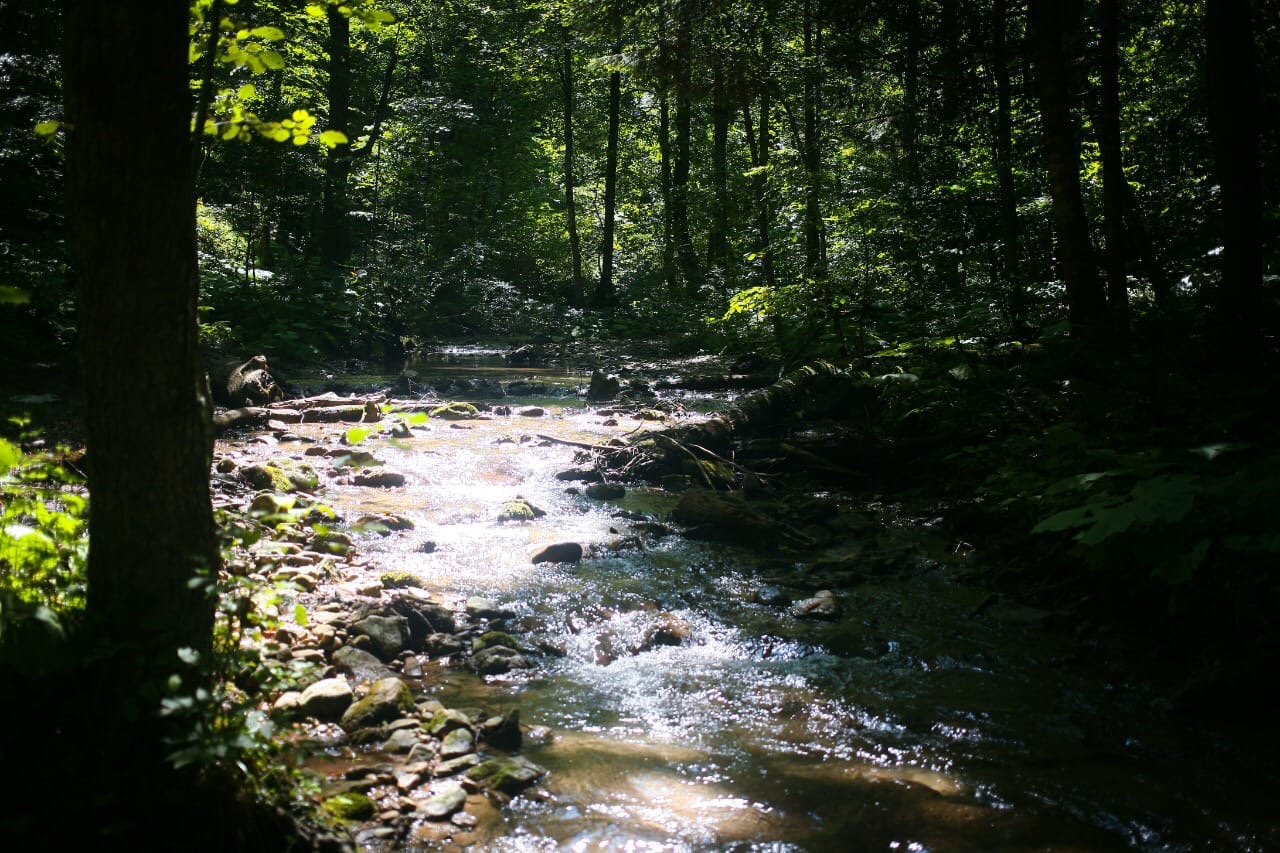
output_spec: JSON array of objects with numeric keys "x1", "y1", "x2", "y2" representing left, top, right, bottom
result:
[
  {"x1": 1097, "y1": 0, "x2": 1130, "y2": 329},
  {"x1": 802, "y1": 0, "x2": 825, "y2": 282},
  {"x1": 598, "y1": 34, "x2": 623, "y2": 307},
  {"x1": 66, "y1": 0, "x2": 217, "y2": 670},
  {"x1": 901, "y1": 0, "x2": 920, "y2": 184},
  {"x1": 659, "y1": 88, "x2": 676, "y2": 294},
  {"x1": 1205, "y1": 0, "x2": 1263, "y2": 349},
  {"x1": 993, "y1": 0, "x2": 1025, "y2": 325},
  {"x1": 321, "y1": 5, "x2": 351, "y2": 269},
  {"x1": 560, "y1": 34, "x2": 585, "y2": 306},
  {"x1": 1028, "y1": 0, "x2": 1106, "y2": 333},
  {"x1": 743, "y1": 103, "x2": 775, "y2": 289},
  {"x1": 674, "y1": 7, "x2": 699, "y2": 294},
  {"x1": 708, "y1": 55, "x2": 730, "y2": 274}
]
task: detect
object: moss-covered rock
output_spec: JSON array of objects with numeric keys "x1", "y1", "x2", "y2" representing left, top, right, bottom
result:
[
  {"x1": 322, "y1": 791, "x2": 376, "y2": 821},
  {"x1": 339, "y1": 677, "x2": 414, "y2": 730},
  {"x1": 430, "y1": 402, "x2": 479, "y2": 420},
  {"x1": 472, "y1": 631, "x2": 520, "y2": 653},
  {"x1": 497, "y1": 499, "x2": 546, "y2": 522},
  {"x1": 242, "y1": 459, "x2": 319, "y2": 493},
  {"x1": 465, "y1": 755, "x2": 547, "y2": 794},
  {"x1": 380, "y1": 570, "x2": 424, "y2": 589}
]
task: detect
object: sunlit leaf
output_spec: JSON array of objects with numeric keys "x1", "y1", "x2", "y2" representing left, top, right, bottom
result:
[
  {"x1": 319, "y1": 129, "x2": 349, "y2": 148},
  {"x1": 34, "y1": 120, "x2": 60, "y2": 137}
]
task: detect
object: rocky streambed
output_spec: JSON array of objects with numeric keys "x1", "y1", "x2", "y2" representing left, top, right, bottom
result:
[{"x1": 206, "y1": 347, "x2": 1278, "y2": 851}]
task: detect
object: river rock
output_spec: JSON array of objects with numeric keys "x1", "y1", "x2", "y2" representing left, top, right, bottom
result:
[
  {"x1": 323, "y1": 791, "x2": 376, "y2": 821},
  {"x1": 425, "y1": 633, "x2": 468, "y2": 657},
  {"x1": 332, "y1": 645, "x2": 391, "y2": 681},
  {"x1": 470, "y1": 645, "x2": 533, "y2": 675},
  {"x1": 299, "y1": 677, "x2": 354, "y2": 720},
  {"x1": 555, "y1": 467, "x2": 603, "y2": 483},
  {"x1": 340, "y1": 677, "x2": 415, "y2": 731},
  {"x1": 466, "y1": 755, "x2": 547, "y2": 794},
  {"x1": 384, "y1": 728, "x2": 421, "y2": 753},
  {"x1": 531, "y1": 542, "x2": 583, "y2": 564},
  {"x1": 242, "y1": 459, "x2": 319, "y2": 493},
  {"x1": 217, "y1": 354, "x2": 283, "y2": 407},
  {"x1": 390, "y1": 596, "x2": 458, "y2": 637},
  {"x1": 498, "y1": 499, "x2": 546, "y2": 522},
  {"x1": 587, "y1": 370, "x2": 621, "y2": 401},
  {"x1": 480, "y1": 710, "x2": 522, "y2": 750},
  {"x1": 465, "y1": 597, "x2": 514, "y2": 620},
  {"x1": 640, "y1": 613, "x2": 694, "y2": 649},
  {"x1": 433, "y1": 753, "x2": 481, "y2": 777},
  {"x1": 426, "y1": 708, "x2": 473, "y2": 737},
  {"x1": 791, "y1": 589, "x2": 841, "y2": 620},
  {"x1": 419, "y1": 782, "x2": 467, "y2": 820},
  {"x1": 439, "y1": 727, "x2": 475, "y2": 759},
  {"x1": 353, "y1": 470, "x2": 407, "y2": 488},
  {"x1": 352, "y1": 614, "x2": 412, "y2": 660},
  {"x1": 584, "y1": 483, "x2": 625, "y2": 500}
]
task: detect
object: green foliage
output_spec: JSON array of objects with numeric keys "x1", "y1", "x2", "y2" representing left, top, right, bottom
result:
[{"x1": 0, "y1": 439, "x2": 88, "y2": 671}]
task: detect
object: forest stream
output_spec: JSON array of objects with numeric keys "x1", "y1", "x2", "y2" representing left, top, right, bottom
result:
[{"x1": 215, "y1": 347, "x2": 1274, "y2": 852}]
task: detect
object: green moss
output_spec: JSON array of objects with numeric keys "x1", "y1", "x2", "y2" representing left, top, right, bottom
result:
[
  {"x1": 472, "y1": 631, "x2": 519, "y2": 653},
  {"x1": 380, "y1": 570, "x2": 424, "y2": 589},
  {"x1": 242, "y1": 460, "x2": 319, "y2": 493},
  {"x1": 430, "y1": 402, "x2": 479, "y2": 420},
  {"x1": 497, "y1": 499, "x2": 544, "y2": 522},
  {"x1": 322, "y1": 792, "x2": 376, "y2": 821}
]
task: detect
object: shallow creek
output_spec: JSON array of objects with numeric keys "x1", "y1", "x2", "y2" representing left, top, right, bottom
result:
[{"x1": 228, "y1": 348, "x2": 1274, "y2": 851}]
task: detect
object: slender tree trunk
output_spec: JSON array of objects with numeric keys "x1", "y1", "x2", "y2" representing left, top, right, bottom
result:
[
  {"x1": 673, "y1": 7, "x2": 698, "y2": 294},
  {"x1": 1028, "y1": 0, "x2": 1106, "y2": 333},
  {"x1": 321, "y1": 5, "x2": 351, "y2": 269},
  {"x1": 743, "y1": 46, "x2": 775, "y2": 290},
  {"x1": 560, "y1": 34, "x2": 584, "y2": 306},
  {"x1": 1204, "y1": 0, "x2": 1263, "y2": 349},
  {"x1": 901, "y1": 0, "x2": 920, "y2": 184},
  {"x1": 708, "y1": 55, "x2": 730, "y2": 275},
  {"x1": 993, "y1": 0, "x2": 1025, "y2": 325},
  {"x1": 598, "y1": 33, "x2": 623, "y2": 307},
  {"x1": 1122, "y1": 181, "x2": 1173, "y2": 311},
  {"x1": 1097, "y1": 0, "x2": 1130, "y2": 329},
  {"x1": 659, "y1": 88, "x2": 676, "y2": 294},
  {"x1": 802, "y1": 0, "x2": 825, "y2": 282}
]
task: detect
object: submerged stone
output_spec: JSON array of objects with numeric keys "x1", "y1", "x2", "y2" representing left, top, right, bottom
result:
[
  {"x1": 530, "y1": 542, "x2": 583, "y2": 564},
  {"x1": 465, "y1": 755, "x2": 547, "y2": 794},
  {"x1": 790, "y1": 589, "x2": 841, "y2": 620},
  {"x1": 430, "y1": 402, "x2": 479, "y2": 420}
]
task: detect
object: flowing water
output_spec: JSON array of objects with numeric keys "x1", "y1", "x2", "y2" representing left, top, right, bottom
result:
[{"x1": 251, "y1": 348, "x2": 1275, "y2": 851}]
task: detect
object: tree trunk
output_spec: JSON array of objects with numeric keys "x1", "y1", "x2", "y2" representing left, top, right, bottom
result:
[
  {"x1": 1204, "y1": 0, "x2": 1263, "y2": 350},
  {"x1": 708, "y1": 55, "x2": 730, "y2": 275},
  {"x1": 597, "y1": 34, "x2": 623, "y2": 307},
  {"x1": 1097, "y1": 0, "x2": 1130, "y2": 330},
  {"x1": 993, "y1": 0, "x2": 1025, "y2": 326},
  {"x1": 66, "y1": 0, "x2": 217, "y2": 669},
  {"x1": 674, "y1": 8, "x2": 699, "y2": 294},
  {"x1": 802, "y1": 0, "x2": 825, "y2": 282},
  {"x1": 560, "y1": 33, "x2": 585, "y2": 306},
  {"x1": 901, "y1": 0, "x2": 920, "y2": 184},
  {"x1": 1027, "y1": 0, "x2": 1106, "y2": 333},
  {"x1": 321, "y1": 5, "x2": 352, "y2": 269}
]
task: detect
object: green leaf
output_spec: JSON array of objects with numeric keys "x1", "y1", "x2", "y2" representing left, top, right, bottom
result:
[
  {"x1": 261, "y1": 50, "x2": 285, "y2": 70},
  {"x1": 319, "y1": 129, "x2": 349, "y2": 148},
  {"x1": 34, "y1": 120, "x2": 60, "y2": 137},
  {"x1": 344, "y1": 426, "x2": 372, "y2": 445},
  {"x1": 0, "y1": 439, "x2": 20, "y2": 471},
  {"x1": 294, "y1": 604, "x2": 308, "y2": 626},
  {"x1": 237, "y1": 83, "x2": 256, "y2": 100},
  {"x1": 177, "y1": 647, "x2": 200, "y2": 665},
  {"x1": 249, "y1": 26, "x2": 285, "y2": 41},
  {"x1": 0, "y1": 285, "x2": 30, "y2": 305}
]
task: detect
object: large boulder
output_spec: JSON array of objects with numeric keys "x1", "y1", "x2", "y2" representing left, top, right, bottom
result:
[
  {"x1": 351, "y1": 614, "x2": 412, "y2": 660},
  {"x1": 466, "y1": 755, "x2": 547, "y2": 794},
  {"x1": 298, "y1": 677, "x2": 354, "y2": 720},
  {"x1": 587, "y1": 369, "x2": 621, "y2": 402}
]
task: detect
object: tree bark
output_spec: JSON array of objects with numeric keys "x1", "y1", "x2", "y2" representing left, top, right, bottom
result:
[
  {"x1": 560, "y1": 32, "x2": 585, "y2": 306},
  {"x1": 1097, "y1": 0, "x2": 1130, "y2": 329},
  {"x1": 992, "y1": 0, "x2": 1025, "y2": 326},
  {"x1": 1028, "y1": 0, "x2": 1106, "y2": 333},
  {"x1": 66, "y1": 0, "x2": 217, "y2": 664},
  {"x1": 708, "y1": 54, "x2": 730, "y2": 275},
  {"x1": 321, "y1": 5, "x2": 352, "y2": 269},
  {"x1": 673, "y1": 6, "x2": 699, "y2": 294},
  {"x1": 802, "y1": 0, "x2": 826, "y2": 282},
  {"x1": 598, "y1": 34, "x2": 623, "y2": 307},
  {"x1": 1204, "y1": 0, "x2": 1263, "y2": 350}
]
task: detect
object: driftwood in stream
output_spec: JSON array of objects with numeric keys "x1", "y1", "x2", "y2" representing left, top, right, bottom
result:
[
  {"x1": 601, "y1": 360, "x2": 864, "y2": 483},
  {"x1": 214, "y1": 394, "x2": 383, "y2": 434}
]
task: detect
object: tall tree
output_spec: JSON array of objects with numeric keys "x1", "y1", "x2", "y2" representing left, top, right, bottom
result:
[
  {"x1": 1204, "y1": 0, "x2": 1263, "y2": 349},
  {"x1": 1028, "y1": 0, "x2": 1106, "y2": 333},
  {"x1": 598, "y1": 25, "x2": 623, "y2": 307},
  {"x1": 992, "y1": 0, "x2": 1025, "y2": 325},
  {"x1": 558, "y1": 25, "x2": 586, "y2": 306},
  {"x1": 672, "y1": 0, "x2": 699, "y2": 294},
  {"x1": 1096, "y1": 0, "x2": 1130, "y2": 329},
  {"x1": 801, "y1": 0, "x2": 825, "y2": 282}
]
